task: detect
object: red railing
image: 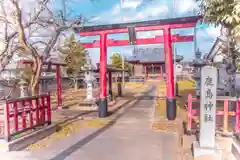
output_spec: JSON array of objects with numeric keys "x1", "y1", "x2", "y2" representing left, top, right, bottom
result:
[
  {"x1": 0, "y1": 93, "x2": 51, "y2": 141},
  {"x1": 187, "y1": 94, "x2": 240, "y2": 134}
]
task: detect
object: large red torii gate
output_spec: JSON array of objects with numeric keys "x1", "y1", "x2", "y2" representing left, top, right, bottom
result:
[
  {"x1": 81, "y1": 34, "x2": 194, "y2": 48},
  {"x1": 75, "y1": 16, "x2": 201, "y2": 120}
]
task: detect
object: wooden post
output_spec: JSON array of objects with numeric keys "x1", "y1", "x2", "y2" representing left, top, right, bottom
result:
[
  {"x1": 132, "y1": 64, "x2": 135, "y2": 77},
  {"x1": 223, "y1": 100, "x2": 229, "y2": 132},
  {"x1": 56, "y1": 65, "x2": 63, "y2": 109}
]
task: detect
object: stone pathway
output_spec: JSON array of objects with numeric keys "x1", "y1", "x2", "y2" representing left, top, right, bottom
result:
[{"x1": 1, "y1": 85, "x2": 179, "y2": 160}]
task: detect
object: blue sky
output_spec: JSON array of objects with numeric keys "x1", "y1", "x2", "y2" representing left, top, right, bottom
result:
[{"x1": 69, "y1": 0, "x2": 220, "y2": 65}]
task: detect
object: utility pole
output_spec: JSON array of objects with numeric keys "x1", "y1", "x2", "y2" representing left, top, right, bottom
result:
[
  {"x1": 120, "y1": 0, "x2": 125, "y2": 85},
  {"x1": 122, "y1": 53, "x2": 125, "y2": 85}
]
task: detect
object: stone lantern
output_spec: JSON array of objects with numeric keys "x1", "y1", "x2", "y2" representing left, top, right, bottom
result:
[
  {"x1": 82, "y1": 55, "x2": 96, "y2": 102},
  {"x1": 19, "y1": 79, "x2": 29, "y2": 97},
  {"x1": 191, "y1": 59, "x2": 208, "y2": 98}
]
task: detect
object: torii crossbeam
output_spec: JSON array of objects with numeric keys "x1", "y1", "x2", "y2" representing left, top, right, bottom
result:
[{"x1": 74, "y1": 16, "x2": 201, "y2": 120}]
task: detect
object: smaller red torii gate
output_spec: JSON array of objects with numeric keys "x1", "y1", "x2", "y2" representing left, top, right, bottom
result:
[
  {"x1": 75, "y1": 16, "x2": 201, "y2": 120},
  {"x1": 20, "y1": 60, "x2": 66, "y2": 109}
]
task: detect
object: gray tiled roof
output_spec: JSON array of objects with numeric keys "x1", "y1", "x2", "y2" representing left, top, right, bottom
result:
[{"x1": 126, "y1": 46, "x2": 183, "y2": 63}]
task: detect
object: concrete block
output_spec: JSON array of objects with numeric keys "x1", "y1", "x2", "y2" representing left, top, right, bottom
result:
[
  {"x1": 0, "y1": 124, "x2": 57, "y2": 152},
  {"x1": 192, "y1": 141, "x2": 222, "y2": 160}
]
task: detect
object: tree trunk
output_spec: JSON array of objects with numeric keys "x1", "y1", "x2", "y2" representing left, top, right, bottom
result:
[
  {"x1": 30, "y1": 57, "x2": 42, "y2": 96},
  {"x1": 221, "y1": 26, "x2": 237, "y2": 74}
]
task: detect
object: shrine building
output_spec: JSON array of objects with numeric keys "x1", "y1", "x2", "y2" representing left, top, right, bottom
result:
[{"x1": 126, "y1": 46, "x2": 184, "y2": 79}]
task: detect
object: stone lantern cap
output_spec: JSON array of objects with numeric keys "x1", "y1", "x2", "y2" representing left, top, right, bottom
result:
[{"x1": 190, "y1": 59, "x2": 208, "y2": 67}]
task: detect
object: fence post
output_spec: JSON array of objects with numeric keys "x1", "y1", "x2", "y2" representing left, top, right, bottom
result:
[
  {"x1": 4, "y1": 102, "x2": 10, "y2": 141},
  {"x1": 35, "y1": 98, "x2": 40, "y2": 125},
  {"x1": 46, "y1": 93, "x2": 51, "y2": 125},
  {"x1": 21, "y1": 100, "x2": 26, "y2": 129},
  {"x1": 13, "y1": 102, "x2": 19, "y2": 132},
  {"x1": 236, "y1": 99, "x2": 240, "y2": 133},
  {"x1": 187, "y1": 94, "x2": 192, "y2": 131},
  {"x1": 29, "y1": 100, "x2": 33, "y2": 128},
  {"x1": 223, "y1": 100, "x2": 229, "y2": 133},
  {"x1": 41, "y1": 96, "x2": 45, "y2": 123}
]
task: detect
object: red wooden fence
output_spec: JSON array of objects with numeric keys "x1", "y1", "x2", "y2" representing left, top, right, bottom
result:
[
  {"x1": 187, "y1": 94, "x2": 240, "y2": 134},
  {"x1": 0, "y1": 93, "x2": 51, "y2": 141}
]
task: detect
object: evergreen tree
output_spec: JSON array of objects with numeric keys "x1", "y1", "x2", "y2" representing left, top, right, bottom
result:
[
  {"x1": 58, "y1": 34, "x2": 87, "y2": 90},
  {"x1": 197, "y1": 0, "x2": 240, "y2": 74},
  {"x1": 197, "y1": 0, "x2": 240, "y2": 37},
  {"x1": 110, "y1": 52, "x2": 131, "y2": 73}
]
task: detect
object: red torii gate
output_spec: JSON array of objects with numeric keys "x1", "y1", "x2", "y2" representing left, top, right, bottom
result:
[
  {"x1": 20, "y1": 60, "x2": 65, "y2": 109},
  {"x1": 75, "y1": 16, "x2": 201, "y2": 120},
  {"x1": 81, "y1": 34, "x2": 194, "y2": 48}
]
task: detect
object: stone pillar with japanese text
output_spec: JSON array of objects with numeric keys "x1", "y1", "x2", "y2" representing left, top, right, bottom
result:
[
  {"x1": 193, "y1": 66, "x2": 222, "y2": 158},
  {"x1": 199, "y1": 66, "x2": 217, "y2": 148}
]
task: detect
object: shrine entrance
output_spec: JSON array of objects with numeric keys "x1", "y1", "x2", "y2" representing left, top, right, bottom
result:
[{"x1": 74, "y1": 16, "x2": 201, "y2": 120}]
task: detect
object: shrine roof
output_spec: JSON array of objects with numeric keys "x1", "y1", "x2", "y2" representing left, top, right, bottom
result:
[
  {"x1": 126, "y1": 46, "x2": 183, "y2": 63},
  {"x1": 80, "y1": 65, "x2": 128, "y2": 73},
  {"x1": 206, "y1": 38, "x2": 227, "y2": 61},
  {"x1": 74, "y1": 16, "x2": 202, "y2": 33}
]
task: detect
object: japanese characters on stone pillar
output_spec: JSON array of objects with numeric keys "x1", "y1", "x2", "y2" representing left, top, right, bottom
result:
[{"x1": 199, "y1": 66, "x2": 217, "y2": 148}]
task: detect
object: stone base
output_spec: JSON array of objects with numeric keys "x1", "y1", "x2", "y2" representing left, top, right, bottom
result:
[
  {"x1": 79, "y1": 98, "x2": 97, "y2": 108},
  {"x1": 166, "y1": 98, "x2": 176, "y2": 120},
  {"x1": 192, "y1": 141, "x2": 222, "y2": 160},
  {"x1": 98, "y1": 98, "x2": 108, "y2": 118},
  {"x1": 84, "y1": 97, "x2": 96, "y2": 102},
  {"x1": 0, "y1": 124, "x2": 57, "y2": 152}
]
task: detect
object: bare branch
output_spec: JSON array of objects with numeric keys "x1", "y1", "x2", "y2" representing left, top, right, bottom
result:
[
  {"x1": 0, "y1": 0, "x2": 87, "y2": 95},
  {"x1": 31, "y1": 40, "x2": 48, "y2": 46},
  {"x1": 11, "y1": 0, "x2": 28, "y2": 49}
]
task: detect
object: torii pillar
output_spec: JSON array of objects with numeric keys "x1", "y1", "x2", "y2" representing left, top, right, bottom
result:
[
  {"x1": 99, "y1": 33, "x2": 108, "y2": 117},
  {"x1": 164, "y1": 27, "x2": 176, "y2": 120}
]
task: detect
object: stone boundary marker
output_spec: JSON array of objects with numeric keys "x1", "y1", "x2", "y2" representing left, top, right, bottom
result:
[{"x1": 192, "y1": 66, "x2": 222, "y2": 159}]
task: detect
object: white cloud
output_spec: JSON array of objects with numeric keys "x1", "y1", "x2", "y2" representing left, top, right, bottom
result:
[
  {"x1": 137, "y1": 30, "x2": 163, "y2": 38},
  {"x1": 206, "y1": 26, "x2": 221, "y2": 37},
  {"x1": 196, "y1": 26, "x2": 221, "y2": 55},
  {"x1": 85, "y1": 0, "x2": 220, "y2": 62},
  {"x1": 176, "y1": 0, "x2": 197, "y2": 13},
  {"x1": 121, "y1": 0, "x2": 142, "y2": 9},
  {"x1": 91, "y1": 1, "x2": 169, "y2": 24},
  {"x1": 112, "y1": 5, "x2": 121, "y2": 15}
]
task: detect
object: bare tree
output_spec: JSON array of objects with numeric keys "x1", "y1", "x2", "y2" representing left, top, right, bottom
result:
[{"x1": 0, "y1": 0, "x2": 86, "y2": 95}]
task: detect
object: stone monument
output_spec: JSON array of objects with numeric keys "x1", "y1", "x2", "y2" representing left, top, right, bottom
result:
[{"x1": 193, "y1": 66, "x2": 222, "y2": 159}]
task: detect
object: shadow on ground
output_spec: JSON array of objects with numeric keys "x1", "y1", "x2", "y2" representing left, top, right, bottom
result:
[{"x1": 48, "y1": 85, "x2": 156, "y2": 160}]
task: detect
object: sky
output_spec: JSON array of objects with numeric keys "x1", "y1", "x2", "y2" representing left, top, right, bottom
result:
[{"x1": 70, "y1": 0, "x2": 220, "y2": 65}]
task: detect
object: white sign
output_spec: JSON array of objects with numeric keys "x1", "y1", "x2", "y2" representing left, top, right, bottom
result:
[{"x1": 199, "y1": 66, "x2": 217, "y2": 148}]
